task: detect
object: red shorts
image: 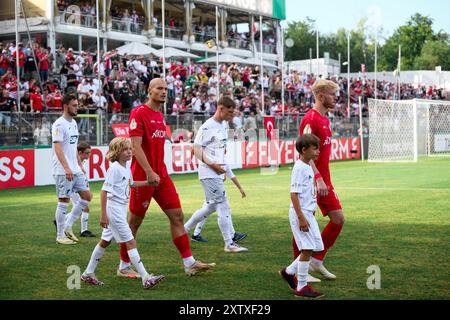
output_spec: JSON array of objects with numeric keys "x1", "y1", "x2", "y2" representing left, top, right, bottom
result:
[
  {"x1": 317, "y1": 184, "x2": 342, "y2": 216},
  {"x1": 129, "y1": 175, "x2": 181, "y2": 217}
]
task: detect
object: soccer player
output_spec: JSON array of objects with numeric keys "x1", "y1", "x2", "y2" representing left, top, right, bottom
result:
[
  {"x1": 52, "y1": 94, "x2": 92, "y2": 245},
  {"x1": 184, "y1": 97, "x2": 248, "y2": 253},
  {"x1": 186, "y1": 164, "x2": 247, "y2": 245},
  {"x1": 66, "y1": 142, "x2": 96, "y2": 238},
  {"x1": 81, "y1": 137, "x2": 165, "y2": 289},
  {"x1": 279, "y1": 134, "x2": 325, "y2": 298},
  {"x1": 117, "y1": 78, "x2": 215, "y2": 277},
  {"x1": 295, "y1": 79, "x2": 345, "y2": 280}
]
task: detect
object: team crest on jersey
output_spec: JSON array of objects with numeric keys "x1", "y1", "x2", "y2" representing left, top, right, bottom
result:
[{"x1": 130, "y1": 119, "x2": 137, "y2": 130}]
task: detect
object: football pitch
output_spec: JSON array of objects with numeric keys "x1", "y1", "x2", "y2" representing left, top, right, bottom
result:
[{"x1": 0, "y1": 157, "x2": 449, "y2": 300}]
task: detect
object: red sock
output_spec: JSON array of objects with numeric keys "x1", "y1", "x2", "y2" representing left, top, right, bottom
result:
[
  {"x1": 173, "y1": 233, "x2": 192, "y2": 258},
  {"x1": 313, "y1": 221, "x2": 343, "y2": 261},
  {"x1": 120, "y1": 242, "x2": 131, "y2": 263},
  {"x1": 292, "y1": 237, "x2": 300, "y2": 259}
]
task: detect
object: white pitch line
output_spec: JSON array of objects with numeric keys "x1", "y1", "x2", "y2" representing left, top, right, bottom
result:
[{"x1": 337, "y1": 186, "x2": 450, "y2": 192}]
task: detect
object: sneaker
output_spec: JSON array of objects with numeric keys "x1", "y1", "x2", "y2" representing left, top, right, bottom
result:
[
  {"x1": 185, "y1": 260, "x2": 216, "y2": 276},
  {"x1": 307, "y1": 274, "x2": 322, "y2": 283},
  {"x1": 80, "y1": 230, "x2": 96, "y2": 237},
  {"x1": 224, "y1": 242, "x2": 248, "y2": 253},
  {"x1": 117, "y1": 266, "x2": 141, "y2": 279},
  {"x1": 64, "y1": 227, "x2": 79, "y2": 242},
  {"x1": 309, "y1": 261, "x2": 336, "y2": 280},
  {"x1": 81, "y1": 273, "x2": 104, "y2": 286},
  {"x1": 56, "y1": 236, "x2": 77, "y2": 245},
  {"x1": 294, "y1": 285, "x2": 325, "y2": 299},
  {"x1": 191, "y1": 234, "x2": 208, "y2": 243},
  {"x1": 279, "y1": 268, "x2": 296, "y2": 291},
  {"x1": 143, "y1": 274, "x2": 165, "y2": 289},
  {"x1": 232, "y1": 232, "x2": 247, "y2": 242}
]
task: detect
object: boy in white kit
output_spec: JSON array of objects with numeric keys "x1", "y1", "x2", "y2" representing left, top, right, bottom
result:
[
  {"x1": 186, "y1": 164, "x2": 247, "y2": 244},
  {"x1": 279, "y1": 134, "x2": 325, "y2": 298},
  {"x1": 184, "y1": 97, "x2": 248, "y2": 253},
  {"x1": 80, "y1": 137, "x2": 165, "y2": 289},
  {"x1": 52, "y1": 94, "x2": 92, "y2": 245}
]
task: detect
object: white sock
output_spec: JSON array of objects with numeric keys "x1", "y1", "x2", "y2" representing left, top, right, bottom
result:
[
  {"x1": 286, "y1": 256, "x2": 299, "y2": 275},
  {"x1": 193, "y1": 219, "x2": 206, "y2": 236},
  {"x1": 127, "y1": 248, "x2": 149, "y2": 281},
  {"x1": 80, "y1": 211, "x2": 89, "y2": 233},
  {"x1": 119, "y1": 260, "x2": 131, "y2": 270},
  {"x1": 184, "y1": 202, "x2": 216, "y2": 232},
  {"x1": 65, "y1": 199, "x2": 89, "y2": 229},
  {"x1": 217, "y1": 201, "x2": 233, "y2": 246},
  {"x1": 55, "y1": 202, "x2": 69, "y2": 239},
  {"x1": 183, "y1": 256, "x2": 196, "y2": 268},
  {"x1": 85, "y1": 244, "x2": 106, "y2": 275},
  {"x1": 311, "y1": 257, "x2": 323, "y2": 266},
  {"x1": 297, "y1": 260, "x2": 310, "y2": 290},
  {"x1": 228, "y1": 208, "x2": 236, "y2": 239}
]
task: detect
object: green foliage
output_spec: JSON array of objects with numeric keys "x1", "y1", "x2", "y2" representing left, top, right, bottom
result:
[
  {"x1": 414, "y1": 40, "x2": 450, "y2": 70},
  {"x1": 1, "y1": 158, "x2": 450, "y2": 299},
  {"x1": 285, "y1": 13, "x2": 448, "y2": 72}
]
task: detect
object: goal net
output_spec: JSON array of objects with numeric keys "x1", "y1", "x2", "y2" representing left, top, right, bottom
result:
[{"x1": 368, "y1": 99, "x2": 450, "y2": 162}]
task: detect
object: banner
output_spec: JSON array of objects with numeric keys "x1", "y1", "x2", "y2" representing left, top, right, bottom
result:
[
  {"x1": 0, "y1": 149, "x2": 35, "y2": 189},
  {"x1": 111, "y1": 124, "x2": 130, "y2": 138},
  {"x1": 1, "y1": 137, "x2": 360, "y2": 189}
]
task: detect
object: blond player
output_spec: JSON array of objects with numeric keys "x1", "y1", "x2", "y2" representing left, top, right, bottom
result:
[{"x1": 80, "y1": 137, "x2": 165, "y2": 289}]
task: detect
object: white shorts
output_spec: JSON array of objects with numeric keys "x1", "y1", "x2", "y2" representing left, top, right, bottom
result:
[
  {"x1": 54, "y1": 172, "x2": 89, "y2": 199},
  {"x1": 201, "y1": 178, "x2": 227, "y2": 204},
  {"x1": 289, "y1": 208, "x2": 324, "y2": 252},
  {"x1": 101, "y1": 200, "x2": 134, "y2": 243}
]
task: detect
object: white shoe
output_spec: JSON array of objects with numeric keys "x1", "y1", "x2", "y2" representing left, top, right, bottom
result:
[
  {"x1": 307, "y1": 274, "x2": 322, "y2": 283},
  {"x1": 64, "y1": 227, "x2": 79, "y2": 242},
  {"x1": 309, "y1": 261, "x2": 336, "y2": 280},
  {"x1": 56, "y1": 236, "x2": 77, "y2": 245},
  {"x1": 224, "y1": 242, "x2": 248, "y2": 253}
]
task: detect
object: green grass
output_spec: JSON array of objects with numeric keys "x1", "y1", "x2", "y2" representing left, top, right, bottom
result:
[{"x1": 1, "y1": 157, "x2": 450, "y2": 300}]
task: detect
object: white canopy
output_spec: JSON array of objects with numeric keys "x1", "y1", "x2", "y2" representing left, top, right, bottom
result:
[
  {"x1": 245, "y1": 57, "x2": 279, "y2": 69},
  {"x1": 154, "y1": 47, "x2": 200, "y2": 59},
  {"x1": 115, "y1": 42, "x2": 159, "y2": 56},
  {"x1": 199, "y1": 53, "x2": 249, "y2": 65}
]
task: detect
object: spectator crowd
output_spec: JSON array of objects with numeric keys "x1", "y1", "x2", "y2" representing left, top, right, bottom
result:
[{"x1": 0, "y1": 37, "x2": 448, "y2": 146}]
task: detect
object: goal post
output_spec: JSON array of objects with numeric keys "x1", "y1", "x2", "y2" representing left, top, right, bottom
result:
[{"x1": 368, "y1": 99, "x2": 450, "y2": 162}]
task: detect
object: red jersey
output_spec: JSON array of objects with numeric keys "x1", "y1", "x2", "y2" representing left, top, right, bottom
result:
[
  {"x1": 128, "y1": 104, "x2": 168, "y2": 179},
  {"x1": 30, "y1": 93, "x2": 43, "y2": 112},
  {"x1": 12, "y1": 50, "x2": 25, "y2": 67},
  {"x1": 299, "y1": 109, "x2": 332, "y2": 184}
]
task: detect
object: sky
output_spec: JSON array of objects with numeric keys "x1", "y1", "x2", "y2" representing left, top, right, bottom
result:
[{"x1": 285, "y1": 0, "x2": 450, "y2": 38}]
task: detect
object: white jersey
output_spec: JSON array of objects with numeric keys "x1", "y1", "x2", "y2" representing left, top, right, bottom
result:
[
  {"x1": 290, "y1": 160, "x2": 317, "y2": 213},
  {"x1": 194, "y1": 117, "x2": 228, "y2": 180},
  {"x1": 51, "y1": 116, "x2": 82, "y2": 176},
  {"x1": 101, "y1": 161, "x2": 133, "y2": 205}
]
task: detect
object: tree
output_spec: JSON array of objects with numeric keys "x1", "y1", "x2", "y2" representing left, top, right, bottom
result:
[
  {"x1": 378, "y1": 13, "x2": 435, "y2": 70},
  {"x1": 414, "y1": 39, "x2": 450, "y2": 70},
  {"x1": 284, "y1": 17, "x2": 316, "y2": 61}
]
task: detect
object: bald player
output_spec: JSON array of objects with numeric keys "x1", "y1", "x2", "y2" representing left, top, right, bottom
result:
[{"x1": 117, "y1": 78, "x2": 216, "y2": 278}]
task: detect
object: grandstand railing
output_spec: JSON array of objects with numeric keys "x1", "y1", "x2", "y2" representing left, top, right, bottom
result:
[{"x1": 0, "y1": 111, "x2": 366, "y2": 148}]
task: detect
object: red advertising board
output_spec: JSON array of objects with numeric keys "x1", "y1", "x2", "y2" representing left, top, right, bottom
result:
[
  {"x1": 111, "y1": 124, "x2": 130, "y2": 138},
  {"x1": 0, "y1": 150, "x2": 35, "y2": 189}
]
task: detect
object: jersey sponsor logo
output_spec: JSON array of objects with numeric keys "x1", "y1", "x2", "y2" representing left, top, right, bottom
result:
[
  {"x1": 152, "y1": 130, "x2": 166, "y2": 139},
  {"x1": 324, "y1": 136, "x2": 332, "y2": 145},
  {"x1": 69, "y1": 135, "x2": 78, "y2": 144},
  {"x1": 130, "y1": 119, "x2": 137, "y2": 130}
]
